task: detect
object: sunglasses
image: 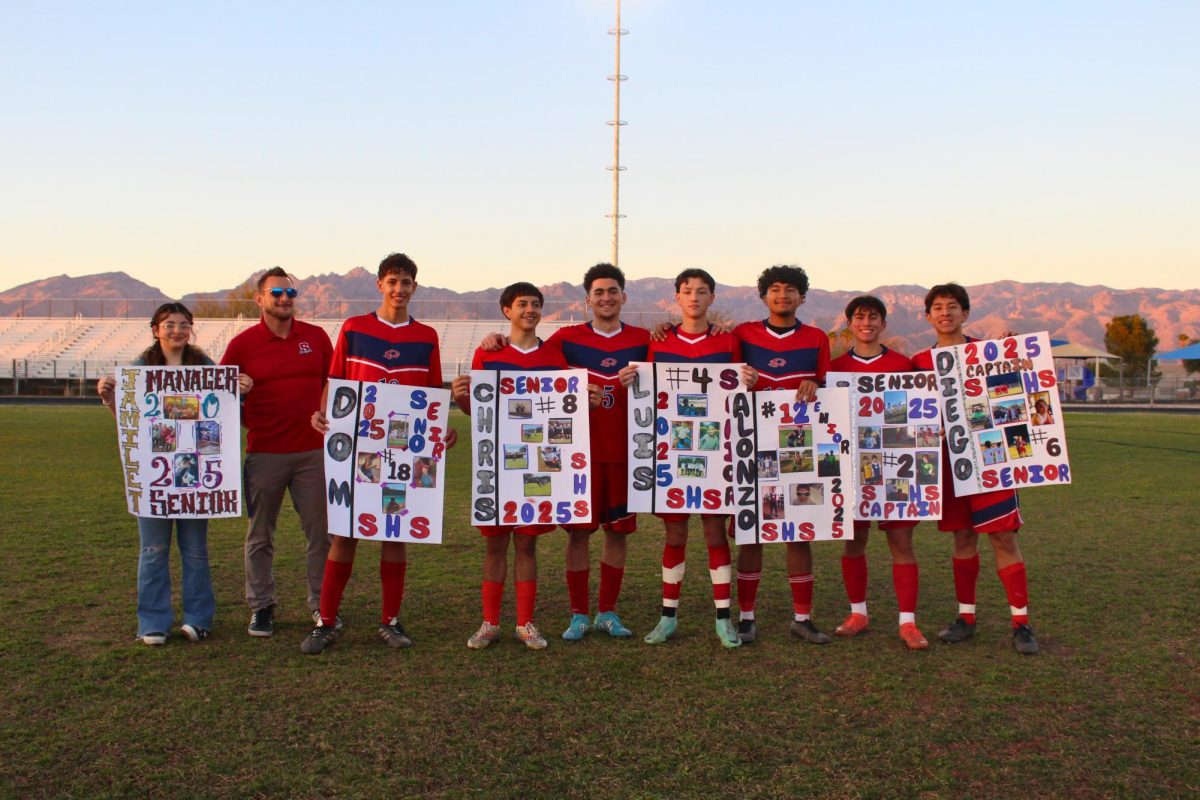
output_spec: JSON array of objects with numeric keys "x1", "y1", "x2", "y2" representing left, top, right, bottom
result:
[{"x1": 268, "y1": 287, "x2": 298, "y2": 298}]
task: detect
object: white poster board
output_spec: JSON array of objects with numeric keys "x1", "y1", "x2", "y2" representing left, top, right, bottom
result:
[
  {"x1": 323, "y1": 379, "x2": 451, "y2": 542},
  {"x1": 469, "y1": 369, "x2": 592, "y2": 527},
  {"x1": 932, "y1": 332, "x2": 1072, "y2": 496},
  {"x1": 113, "y1": 365, "x2": 242, "y2": 518}
]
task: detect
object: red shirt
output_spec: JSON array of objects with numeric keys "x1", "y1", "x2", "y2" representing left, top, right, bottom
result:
[
  {"x1": 220, "y1": 318, "x2": 333, "y2": 453},
  {"x1": 329, "y1": 313, "x2": 442, "y2": 387},
  {"x1": 471, "y1": 339, "x2": 567, "y2": 372},
  {"x1": 647, "y1": 324, "x2": 741, "y2": 363},
  {"x1": 830, "y1": 346, "x2": 913, "y2": 374},
  {"x1": 910, "y1": 337, "x2": 977, "y2": 371},
  {"x1": 734, "y1": 319, "x2": 831, "y2": 390}
]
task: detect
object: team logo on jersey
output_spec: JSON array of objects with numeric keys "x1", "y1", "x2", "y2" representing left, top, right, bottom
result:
[
  {"x1": 298, "y1": 341, "x2": 313, "y2": 355},
  {"x1": 600, "y1": 357, "x2": 618, "y2": 368},
  {"x1": 383, "y1": 348, "x2": 401, "y2": 360},
  {"x1": 767, "y1": 357, "x2": 787, "y2": 368}
]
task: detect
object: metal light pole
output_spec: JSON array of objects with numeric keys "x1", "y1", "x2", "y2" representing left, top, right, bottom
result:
[{"x1": 606, "y1": 0, "x2": 627, "y2": 266}]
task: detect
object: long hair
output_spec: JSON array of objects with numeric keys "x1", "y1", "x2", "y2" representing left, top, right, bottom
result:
[{"x1": 138, "y1": 302, "x2": 210, "y2": 366}]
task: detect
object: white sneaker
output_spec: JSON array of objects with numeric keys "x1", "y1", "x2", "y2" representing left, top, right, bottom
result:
[
  {"x1": 467, "y1": 621, "x2": 502, "y2": 650},
  {"x1": 515, "y1": 622, "x2": 548, "y2": 650},
  {"x1": 141, "y1": 632, "x2": 167, "y2": 646}
]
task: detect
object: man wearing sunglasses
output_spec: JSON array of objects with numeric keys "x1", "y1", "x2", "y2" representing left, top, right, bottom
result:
[{"x1": 221, "y1": 267, "x2": 334, "y2": 638}]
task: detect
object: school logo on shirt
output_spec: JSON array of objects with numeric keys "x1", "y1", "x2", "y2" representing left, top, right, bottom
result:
[
  {"x1": 600, "y1": 357, "x2": 618, "y2": 368},
  {"x1": 768, "y1": 357, "x2": 787, "y2": 368},
  {"x1": 298, "y1": 341, "x2": 313, "y2": 355},
  {"x1": 383, "y1": 349, "x2": 401, "y2": 360}
]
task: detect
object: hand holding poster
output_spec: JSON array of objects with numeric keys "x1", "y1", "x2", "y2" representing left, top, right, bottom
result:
[
  {"x1": 113, "y1": 365, "x2": 242, "y2": 518},
  {"x1": 323, "y1": 379, "x2": 451, "y2": 543},
  {"x1": 932, "y1": 332, "x2": 1071, "y2": 496}
]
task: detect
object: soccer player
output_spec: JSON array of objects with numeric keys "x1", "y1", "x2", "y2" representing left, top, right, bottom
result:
[
  {"x1": 221, "y1": 268, "x2": 333, "y2": 638},
  {"x1": 301, "y1": 252, "x2": 456, "y2": 654},
  {"x1": 828, "y1": 295, "x2": 928, "y2": 650},
  {"x1": 618, "y1": 268, "x2": 756, "y2": 649},
  {"x1": 911, "y1": 283, "x2": 1039, "y2": 655},
  {"x1": 730, "y1": 265, "x2": 832, "y2": 645}
]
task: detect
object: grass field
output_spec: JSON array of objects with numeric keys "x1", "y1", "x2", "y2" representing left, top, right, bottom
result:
[{"x1": 1, "y1": 408, "x2": 1196, "y2": 799}]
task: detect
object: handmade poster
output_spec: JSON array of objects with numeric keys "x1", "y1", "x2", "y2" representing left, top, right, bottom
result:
[
  {"x1": 626, "y1": 362, "x2": 745, "y2": 515},
  {"x1": 113, "y1": 364, "x2": 242, "y2": 518},
  {"x1": 732, "y1": 388, "x2": 853, "y2": 544},
  {"x1": 469, "y1": 369, "x2": 592, "y2": 527},
  {"x1": 827, "y1": 370, "x2": 944, "y2": 522},
  {"x1": 323, "y1": 379, "x2": 451, "y2": 543},
  {"x1": 931, "y1": 332, "x2": 1071, "y2": 496}
]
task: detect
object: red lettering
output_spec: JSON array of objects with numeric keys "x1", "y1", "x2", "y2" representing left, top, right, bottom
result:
[
  {"x1": 862, "y1": 485, "x2": 877, "y2": 501},
  {"x1": 981, "y1": 469, "x2": 998, "y2": 489},
  {"x1": 761, "y1": 522, "x2": 778, "y2": 542},
  {"x1": 427, "y1": 401, "x2": 442, "y2": 421},
  {"x1": 571, "y1": 452, "x2": 588, "y2": 469},
  {"x1": 798, "y1": 522, "x2": 815, "y2": 541},
  {"x1": 964, "y1": 378, "x2": 982, "y2": 397},
  {"x1": 665, "y1": 488, "x2": 684, "y2": 509},
  {"x1": 1038, "y1": 369, "x2": 1057, "y2": 388},
  {"x1": 431, "y1": 442, "x2": 445, "y2": 460},
  {"x1": 357, "y1": 513, "x2": 378, "y2": 537},
  {"x1": 574, "y1": 500, "x2": 589, "y2": 518},
  {"x1": 1013, "y1": 466, "x2": 1028, "y2": 484},
  {"x1": 554, "y1": 377, "x2": 567, "y2": 392},
  {"x1": 499, "y1": 377, "x2": 514, "y2": 394},
  {"x1": 924, "y1": 485, "x2": 939, "y2": 500},
  {"x1": 702, "y1": 489, "x2": 721, "y2": 510},
  {"x1": 409, "y1": 517, "x2": 430, "y2": 539}
]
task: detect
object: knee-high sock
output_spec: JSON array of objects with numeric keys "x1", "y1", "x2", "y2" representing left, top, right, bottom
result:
[
  {"x1": 841, "y1": 554, "x2": 868, "y2": 614},
  {"x1": 661, "y1": 544, "x2": 686, "y2": 617},
  {"x1": 736, "y1": 570, "x2": 761, "y2": 618},
  {"x1": 515, "y1": 580, "x2": 537, "y2": 628},
  {"x1": 319, "y1": 558, "x2": 353, "y2": 627},
  {"x1": 952, "y1": 555, "x2": 980, "y2": 624},
  {"x1": 481, "y1": 580, "x2": 504, "y2": 626},
  {"x1": 707, "y1": 544, "x2": 732, "y2": 619},
  {"x1": 892, "y1": 562, "x2": 919, "y2": 623},
  {"x1": 380, "y1": 560, "x2": 406, "y2": 623},
  {"x1": 597, "y1": 562, "x2": 624, "y2": 613},
  {"x1": 566, "y1": 568, "x2": 590, "y2": 616},
  {"x1": 997, "y1": 562, "x2": 1029, "y2": 627},
  {"x1": 789, "y1": 572, "x2": 814, "y2": 620}
]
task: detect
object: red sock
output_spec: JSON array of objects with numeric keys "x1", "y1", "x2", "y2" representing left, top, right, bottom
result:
[
  {"x1": 661, "y1": 544, "x2": 686, "y2": 616},
  {"x1": 953, "y1": 555, "x2": 980, "y2": 624},
  {"x1": 892, "y1": 562, "x2": 918, "y2": 614},
  {"x1": 997, "y1": 562, "x2": 1030, "y2": 627},
  {"x1": 707, "y1": 544, "x2": 732, "y2": 614},
  {"x1": 789, "y1": 572, "x2": 814, "y2": 617},
  {"x1": 597, "y1": 562, "x2": 624, "y2": 613},
  {"x1": 566, "y1": 569, "x2": 590, "y2": 616},
  {"x1": 481, "y1": 580, "x2": 504, "y2": 626},
  {"x1": 515, "y1": 580, "x2": 537, "y2": 627},
  {"x1": 841, "y1": 555, "x2": 868, "y2": 605},
  {"x1": 380, "y1": 560, "x2": 406, "y2": 623},
  {"x1": 318, "y1": 558, "x2": 353, "y2": 627},
  {"x1": 736, "y1": 570, "x2": 761, "y2": 615}
]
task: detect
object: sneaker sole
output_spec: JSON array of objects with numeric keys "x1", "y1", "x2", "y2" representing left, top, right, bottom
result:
[
  {"x1": 247, "y1": 629, "x2": 274, "y2": 638},
  {"x1": 180, "y1": 626, "x2": 203, "y2": 643}
]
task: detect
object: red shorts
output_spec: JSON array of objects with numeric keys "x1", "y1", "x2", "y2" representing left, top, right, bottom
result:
[
  {"x1": 852, "y1": 520, "x2": 919, "y2": 537},
  {"x1": 476, "y1": 524, "x2": 556, "y2": 538},
  {"x1": 563, "y1": 462, "x2": 637, "y2": 534},
  {"x1": 933, "y1": 444, "x2": 1022, "y2": 534}
]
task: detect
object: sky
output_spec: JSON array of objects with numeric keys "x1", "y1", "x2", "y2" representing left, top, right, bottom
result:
[{"x1": 1, "y1": 1, "x2": 1197, "y2": 297}]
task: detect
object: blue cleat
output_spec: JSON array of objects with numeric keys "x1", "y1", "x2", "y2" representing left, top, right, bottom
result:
[
  {"x1": 643, "y1": 615, "x2": 677, "y2": 645},
  {"x1": 715, "y1": 618, "x2": 742, "y2": 649},
  {"x1": 561, "y1": 613, "x2": 592, "y2": 641},
  {"x1": 593, "y1": 611, "x2": 633, "y2": 638}
]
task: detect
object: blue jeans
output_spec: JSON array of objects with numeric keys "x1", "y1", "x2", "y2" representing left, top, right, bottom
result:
[{"x1": 136, "y1": 517, "x2": 215, "y2": 636}]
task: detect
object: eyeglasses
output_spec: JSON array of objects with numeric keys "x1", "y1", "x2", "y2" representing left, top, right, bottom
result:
[
  {"x1": 268, "y1": 287, "x2": 298, "y2": 298},
  {"x1": 160, "y1": 322, "x2": 193, "y2": 332}
]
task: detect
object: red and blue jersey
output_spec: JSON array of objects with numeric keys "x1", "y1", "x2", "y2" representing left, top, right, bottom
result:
[
  {"x1": 910, "y1": 337, "x2": 977, "y2": 372},
  {"x1": 329, "y1": 313, "x2": 442, "y2": 388},
  {"x1": 647, "y1": 324, "x2": 741, "y2": 364},
  {"x1": 734, "y1": 319, "x2": 830, "y2": 391},
  {"x1": 471, "y1": 339, "x2": 567, "y2": 372},
  {"x1": 830, "y1": 345, "x2": 913, "y2": 375}
]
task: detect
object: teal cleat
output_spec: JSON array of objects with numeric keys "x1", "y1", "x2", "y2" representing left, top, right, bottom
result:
[
  {"x1": 593, "y1": 611, "x2": 633, "y2": 639},
  {"x1": 561, "y1": 613, "x2": 592, "y2": 642},
  {"x1": 715, "y1": 617, "x2": 742, "y2": 649},
  {"x1": 643, "y1": 615, "x2": 677, "y2": 645}
]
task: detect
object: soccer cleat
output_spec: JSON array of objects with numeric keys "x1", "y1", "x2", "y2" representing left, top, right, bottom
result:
[
  {"x1": 790, "y1": 619, "x2": 831, "y2": 644},
  {"x1": 899, "y1": 622, "x2": 929, "y2": 650},
  {"x1": 141, "y1": 632, "x2": 167, "y2": 646},
  {"x1": 593, "y1": 611, "x2": 633, "y2": 638},
  {"x1": 715, "y1": 618, "x2": 742, "y2": 649},
  {"x1": 937, "y1": 617, "x2": 976, "y2": 644},
  {"x1": 466, "y1": 621, "x2": 501, "y2": 650},
  {"x1": 561, "y1": 613, "x2": 592, "y2": 642},
  {"x1": 737, "y1": 619, "x2": 757, "y2": 644},
  {"x1": 300, "y1": 625, "x2": 337, "y2": 655},
  {"x1": 313, "y1": 609, "x2": 344, "y2": 631},
  {"x1": 180, "y1": 624, "x2": 209, "y2": 642},
  {"x1": 515, "y1": 622, "x2": 548, "y2": 650},
  {"x1": 1012, "y1": 624, "x2": 1040, "y2": 655},
  {"x1": 378, "y1": 619, "x2": 413, "y2": 648},
  {"x1": 247, "y1": 605, "x2": 275, "y2": 638},
  {"x1": 835, "y1": 613, "x2": 870, "y2": 637},
  {"x1": 643, "y1": 615, "x2": 678, "y2": 645}
]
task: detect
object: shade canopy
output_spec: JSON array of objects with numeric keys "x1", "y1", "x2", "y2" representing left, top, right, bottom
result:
[
  {"x1": 1051, "y1": 342, "x2": 1120, "y2": 360},
  {"x1": 1152, "y1": 342, "x2": 1200, "y2": 361}
]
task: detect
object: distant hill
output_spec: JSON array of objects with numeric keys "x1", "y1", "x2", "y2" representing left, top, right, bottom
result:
[{"x1": 0, "y1": 272, "x2": 170, "y2": 319}]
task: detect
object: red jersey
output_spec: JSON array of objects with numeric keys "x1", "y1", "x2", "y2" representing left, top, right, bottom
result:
[
  {"x1": 647, "y1": 324, "x2": 741, "y2": 363},
  {"x1": 734, "y1": 319, "x2": 831, "y2": 390},
  {"x1": 220, "y1": 318, "x2": 333, "y2": 453},
  {"x1": 329, "y1": 313, "x2": 442, "y2": 387},
  {"x1": 910, "y1": 337, "x2": 977, "y2": 371},
  {"x1": 829, "y1": 346, "x2": 913, "y2": 374},
  {"x1": 471, "y1": 338, "x2": 567, "y2": 372},
  {"x1": 549, "y1": 322, "x2": 650, "y2": 464}
]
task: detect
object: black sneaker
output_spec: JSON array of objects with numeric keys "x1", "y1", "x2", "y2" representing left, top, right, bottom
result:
[
  {"x1": 1012, "y1": 624, "x2": 1040, "y2": 655},
  {"x1": 300, "y1": 625, "x2": 337, "y2": 655},
  {"x1": 180, "y1": 624, "x2": 210, "y2": 642},
  {"x1": 312, "y1": 609, "x2": 344, "y2": 632},
  {"x1": 938, "y1": 617, "x2": 976, "y2": 644},
  {"x1": 789, "y1": 619, "x2": 831, "y2": 644},
  {"x1": 737, "y1": 619, "x2": 757, "y2": 644},
  {"x1": 248, "y1": 605, "x2": 275, "y2": 638},
  {"x1": 378, "y1": 619, "x2": 413, "y2": 648}
]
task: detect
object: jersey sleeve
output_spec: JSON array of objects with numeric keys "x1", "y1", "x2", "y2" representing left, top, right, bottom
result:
[
  {"x1": 427, "y1": 334, "x2": 444, "y2": 387},
  {"x1": 816, "y1": 333, "x2": 831, "y2": 383},
  {"x1": 328, "y1": 321, "x2": 350, "y2": 379}
]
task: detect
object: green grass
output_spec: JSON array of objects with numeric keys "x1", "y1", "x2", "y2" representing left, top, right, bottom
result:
[{"x1": 0, "y1": 408, "x2": 1196, "y2": 799}]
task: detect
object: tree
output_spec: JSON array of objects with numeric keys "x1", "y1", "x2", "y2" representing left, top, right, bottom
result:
[
  {"x1": 1104, "y1": 315, "x2": 1158, "y2": 381},
  {"x1": 192, "y1": 277, "x2": 259, "y2": 318}
]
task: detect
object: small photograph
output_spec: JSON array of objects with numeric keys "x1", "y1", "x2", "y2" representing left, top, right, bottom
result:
[
  {"x1": 520, "y1": 424, "x2": 544, "y2": 443},
  {"x1": 356, "y1": 452, "x2": 381, "y2": 483},
  {"x1": 1030, "y1": 392, "x2": 1056, "y2": 426},
  {"x1": 883, "y1": 391, "x2": 908, "y2": 424},
  {"x1": 1005, "y1": 424, "x2": 1033, "y2": 460},
  {"x1": 503, "y1": 444, "x2": 529, "y2": 470},
  {"x1": 991, "y1": 397, "x2": 1028, "y2": 425},
  {"x1": 986, "y1": 372, "x2": 1023, "y2": 400},
  {"x1": 780, "y1": 425, "x2": 814, "y2": 449},
  {"x1": 916, "y1": 451, "x2": 939, "y2": 485},
  {"x1": 967, "y1": 403, "x2": 992, "y2": 432},
  {"x1": 780, "y1": 449, "x2": 814, "y2": 474},
  {"x1": 762, "y1": 485, "x2": 785, "y2": 520},
  {"x1": 671, "y1": 420, "x2": 694, "y2": 450},
  {"x1": 678, "y1": 455, "x2": 707, "y2": 478},
  {"x1": 978, "y1": 430, "x2": 1007, "y2": 465},
  {"x1": 412, "y1": 457, "x2": 438, "y2": 488},
  {"x1": 382, "y1": 483, "x2": 407, "y2": 515},
  {"x1": 524, "y1": 474, "x2": 553, "y2": 497},
  {"x1": 537, "y1": 446, "x2": 562, "y2": 472},
  {"x1": 508, "y1": 398, "x2": 533, "y2": 419},
  {"x1": 885, "y1": 478, "x2": 912, "y2": 502},
  {"x1": 164, "y1": 395, "x2": 200, "y2": 420},
  {"x1": 151, "y1": 421, "x2": 177, "y2": 453},
  {"x1": 882, "y1": 426, "x2": 916, "y2": 449},
  {"x1": 388, "y1": 417, "x2": 410, "y2": 449},
  {"x1": 676, "y1": 393, "x2": 707, "y2": 417},
  {"x1": 756, "y1": 450, "x2": 780, "y2": 481},
  {"x1": 547, "y1": 418, "x2": 573, "y2": 444},
  {"x1": 195, "y1": 421, "x2": 220, "y2": 455},
  {"x1": 789, "y1": 483, "x2": 824, "y2": 506},
  {"x1": 857, "y1": 426, "x2": 881, "y2": 450},
  {"x1": 859, "y1": 453, "x2": 883, "y2": 486},
  {"x1": 915, "y1": 425, "x2": 941, "y2": 447},
  {"x1": 697, "y1": 421, "x2": 721, "y2": 451},
  {"x1": 816, "y1": 444, "x2": 841, "y2": 477},
  {"x1": 173, "y1": 452, "x2": 199, "y2": 488}
]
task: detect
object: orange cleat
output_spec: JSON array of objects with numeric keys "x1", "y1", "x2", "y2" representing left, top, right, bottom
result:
[
  {"x1": 835, "y1": 613, "x2": 870, "y2": 636},
  {"x1": 899, "y1": 622, "x2": 929, "y2": 650}
]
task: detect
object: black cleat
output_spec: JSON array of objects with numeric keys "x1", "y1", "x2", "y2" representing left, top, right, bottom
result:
[
  {"x1": 1012, "y1": 624, "x2": 1040, "y2": 655},
  {"x1": 737, "y1": 619, "x2": 757, "y2": 644},
  {"x1": 937, "y1": 617, "x2": 976, "y2": 644}
]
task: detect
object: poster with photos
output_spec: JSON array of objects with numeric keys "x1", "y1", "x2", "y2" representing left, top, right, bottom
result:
[
  {"x1": 827, "y1": 370, "x2": 944, "y2": 521},
  {"x1": 323, "y1": 379, "x2": 451, "y2": 543},
  {"x1": 931, "y1": 332, "x2": 1071, "y2": 496},
  {"x1": 469, "y1": 369, "x2": 592, "y2": 527},
  {"x1": 625, "y1": 361, "x2": 745, "y2": 515},
  {"x1": 732, "y1": 387, "x2": 853, "y2": 544},
  {"x1": 112, "y1": 365, "x2": 242, "y2": 518}
]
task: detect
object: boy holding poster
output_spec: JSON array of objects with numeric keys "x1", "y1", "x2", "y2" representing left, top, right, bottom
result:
[
  {"x1": 911, "y1": 283, "x2": 1039, "y2": 655},
  {"x1": 302, "y1": 252, "x2": 455, "y2": 655},
  {"x1": 828, "y1": 296, "x2": 928, "y2": 650}
]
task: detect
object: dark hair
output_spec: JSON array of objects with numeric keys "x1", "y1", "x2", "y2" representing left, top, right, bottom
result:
[
  {"x1": 378, "y1": 252, "x2": 418, "y2": 280},
  {"x1": 256, "y1": 266, "x2": 292, "y2": 291},
  {"x1": 500, "y1": 282, "x2": 544, "y2": 312},
  {"x1": 138, "y1": 302, "x2": 210, "y2": 366},
  {"x1": 583, "y1": 263, "x2": 625, "y2": 292},
  {"x1": 844, "y1": 295, "x2": 888, "y2": 321},
  {"x1": 924, "y1": 283, "x2": 970, "y2": 314},
  {"x1": 674, "y1": 268, "x2": 716, "y2": 293},
  {"x1": 756, "y1": 264, "x2": 809, "y2": 298}
]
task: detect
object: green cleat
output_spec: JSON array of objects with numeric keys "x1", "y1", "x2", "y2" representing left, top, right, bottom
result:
[
  {"x1": 593, "y1": 611, "x2": 633, "y2": 638},
  {"x1": 561, "y1": 613, "x2": 592, "y2": 642},
  {"x1": 715, "y1": 618, "x2": 742, "y2": 649},
  {"x1": 643, "y1": 615, "x2": 677, "y2": 645}
]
